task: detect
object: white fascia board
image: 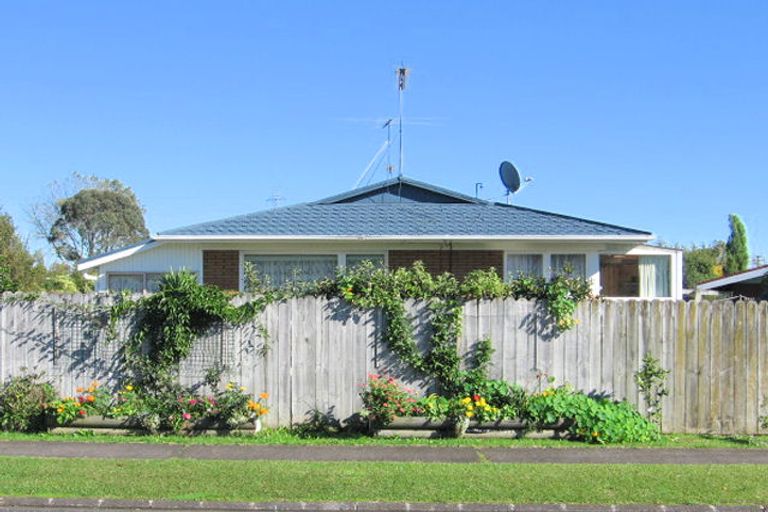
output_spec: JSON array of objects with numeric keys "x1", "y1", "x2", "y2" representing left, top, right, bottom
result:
[
  {"x1": 76, "y1": 240, "x2": 162, "y2": 271},
  {"x1": 154, "y1": 234, "x2": 654, "y2": 242},
  {"x1": 696, "y1": 267, "x2": 768, "y2": 290}
]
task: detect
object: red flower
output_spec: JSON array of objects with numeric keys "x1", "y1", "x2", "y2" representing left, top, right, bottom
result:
[
  {"x1": 78, "y1": 409, "x2": 87, "y2": 416},
  {"x1": 473, "y1": 395, "x2": 481, "y2": 402}
]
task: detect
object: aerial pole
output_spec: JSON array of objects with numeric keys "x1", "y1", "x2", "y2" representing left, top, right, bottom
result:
[{"x1": 397, "y1": 66, "x2": 409, "y2": 177}]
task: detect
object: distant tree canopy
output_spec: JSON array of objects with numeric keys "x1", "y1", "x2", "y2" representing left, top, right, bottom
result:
[
  {"x1": 0, "y1": 210, "x2": 46, "y2": 292},
  {"x1": 725, "y1": 213, "x2": 749, "y2": 275},
  {"x1": 683, "y1": 244, "x2": 723, "y2": 289},
  {"x1": 32, "y1": 175, "x2": 149, "y2": 262}
]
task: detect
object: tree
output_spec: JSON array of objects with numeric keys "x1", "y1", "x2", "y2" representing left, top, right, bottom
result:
[
  {"x1": 683, "y1": 244, "x2": 722, "y2": 288},
  {"x1": 31, "y1": 174, "x2": 149, "y2": 262},
  {"x1": 725, "y1": 213, "x2": 749, "y2": 275},
  {"x1": 0, "y1": 210, "x2": 46, "y2": 292}
]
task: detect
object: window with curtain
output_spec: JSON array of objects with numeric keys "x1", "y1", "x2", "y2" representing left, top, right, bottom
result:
[
  {"x1": 145, "y1": 273, "x2": 166, "y2": 293},
  {"x1": 243, "y1": 255, "x2": 337, "y2": 287},
  {"x1": 551, "y1": 254, "x2": 587, "y2": 278},
  {"x1": 345, "y1": 254, "x2": 385, "y2": 269},
  {"x1": 107, "y1": 274, "x2": 144, "y2": 293},
  {"x1": 505, "y1": 254, "x2": 543, "y2": 280},
  {"x1": 638, "y1": 255, "x2": 671, "y2": 298}
]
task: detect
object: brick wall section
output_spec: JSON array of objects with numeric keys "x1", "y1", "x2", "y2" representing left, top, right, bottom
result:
[
  {"x1": 203, "y1": 250, "x2": 240, "y2": 290},
  {"x1": 388, "y1": 250, "x2": 503, "y2": 280}
]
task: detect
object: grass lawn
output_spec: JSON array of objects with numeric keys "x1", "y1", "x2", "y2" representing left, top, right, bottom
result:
[
  {"x1": 0, "y1": 456, "x2": 765, "y2": 505},
  {"x1": 1, "y1": 429, "x2": 767, "y2": 448}
]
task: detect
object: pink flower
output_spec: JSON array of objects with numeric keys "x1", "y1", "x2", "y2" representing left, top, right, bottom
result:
[
  {"x1": 182, "y1": 412, "x2": 192, "y2": 420},
  {"x1": 382, "y1": 402, "x2": 389, "y2": 407},
  {"x1": 189, "y1": 399, "x2": 198, "y2": 406}
]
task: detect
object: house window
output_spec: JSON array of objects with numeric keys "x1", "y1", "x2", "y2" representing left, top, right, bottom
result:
[
  {"x1": 600, "y1": 255, "x2": 671, "y2": 298},
  {"x1": 345, "y1": 254, "x2": 385, "y2": 269},
  {"x1": 506, "y1": 254, "x2": 543, "y2": 279},
  {"x1": 551, "y1": 254, "x2": 587, "y2": 278},
  {"x1": 107, "y1": 272, "x2": 170, "y2": 293},
  {"x1": 243, "y1": 255, "x2": 338, "y2": 287},
  {"x1": 638, "y1": 255, "x2": 671, "y2": 298}
]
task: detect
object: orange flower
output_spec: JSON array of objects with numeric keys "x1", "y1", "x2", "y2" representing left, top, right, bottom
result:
[
  {"x1": 76, "y1": 387, "x2": 84, "y2": 393},
  {"x1": 259, "y1": 392, "x2": 269, "y2": 400},
  {"x1": 86, "y1": 395, "x2": 95, "y2": 403},
  {"x1": 259, "y1": 408, "x2": 269, "y2": 416}
]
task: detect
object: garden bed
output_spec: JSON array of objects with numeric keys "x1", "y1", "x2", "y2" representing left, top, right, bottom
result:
[
  {"x1": 372, "y1": 416, "x2": 571, "y2": 439},
  {"x1": 46, "y1": 416, "x2": 262, "y2": 436}
]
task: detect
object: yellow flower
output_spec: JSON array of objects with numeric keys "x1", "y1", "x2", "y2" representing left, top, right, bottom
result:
[
  {"x1": 226, "y1": 382, "x2": 234, "y2": 390},
  {"x1": 125, "y1": 385, "x2": 134, "y2": 392},
  {"x1": 466, "y1": 405, "x2": 474, "y2": 412},
  {"x1": 56, "y1": 407, "x2": 64, "y2": 413},
  {"x1": 239, "y1": 386, "x2": 247, "y2": 392},
  {"x1": 465, "y1": 411, "x2": 474, "y2": 418},
  {"x1": 592, "y1": 431, "x2": 599, "y2": 437},
  {"x1": 460, "y1": 397, "x2": 471, "y2": 405}
]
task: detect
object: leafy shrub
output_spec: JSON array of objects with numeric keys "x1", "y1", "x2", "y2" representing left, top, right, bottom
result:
[
  {"x1": 0, "y1": 370, "x2": 56, "y2": 432},
  {"x1": 526, "y1": 384, "x2": 659, "y2": 444},
  {"x1": 359, "y1": 374, "x2": 422, "y2": 427},
  {"x1": 48, "y1": 380, "x2": 112, "y2": 424},
  {"x1": 47, "y1": 378, "x2": 269, "y2": 434}
]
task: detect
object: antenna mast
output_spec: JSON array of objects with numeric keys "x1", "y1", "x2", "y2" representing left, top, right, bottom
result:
[{"x1": 397, "y1": 66, "x2": 409, "y2": 177}]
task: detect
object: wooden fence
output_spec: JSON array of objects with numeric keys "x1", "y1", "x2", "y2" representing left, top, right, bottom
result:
[{"x1": 0, "y1": 294, "x2": 766, "y2": 434}]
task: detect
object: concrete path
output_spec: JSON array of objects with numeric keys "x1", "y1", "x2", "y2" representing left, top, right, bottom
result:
[{"x1": 1, "y1": 441, "x2": 768, "y2": 464}]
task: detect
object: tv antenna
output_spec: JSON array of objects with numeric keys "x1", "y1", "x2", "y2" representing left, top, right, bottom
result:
[
  {"x1": 397, "y1": 65, "x2": 409, "y2": 177},
  {"x1": 266, "y1": 193, "x2": 285, "y2": 209},
  {"x1": 499, "y1": 161, "x2": 534, "y2": 204},
  {"x1": 353, "y1": 119, "x2": 393, "y2": 188}
]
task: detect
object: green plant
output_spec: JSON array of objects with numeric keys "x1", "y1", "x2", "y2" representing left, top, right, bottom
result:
[
  {"x1": 635, "y1": 351, "x2": 669, "y2": 427},
  {"x1": 110, "y1": 271, "x2": 268, "y2": 383},
  {"x1": 340, "y1": 262, "x2": 591, "y2": 399},
  {"x1": 0, "y1": 370, "x2": 56, "y2": 432},
  {"x1": 359, "y1": 374, "x2": 422, "y2": 427},
  {"x1": 525, "y1": 384, "x2": 660, "y2": 444},
  {"x1": 48, "y1": 380, "x2": 113, "y2": 425}
]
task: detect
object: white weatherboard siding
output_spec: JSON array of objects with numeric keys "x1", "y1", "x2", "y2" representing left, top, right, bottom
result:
[
  {"x1": 95, "y1": 244, "x2": 202, "y2": 290},
  {"x1": 88, "y1": 240, "x2": 683, "y2": 299}
]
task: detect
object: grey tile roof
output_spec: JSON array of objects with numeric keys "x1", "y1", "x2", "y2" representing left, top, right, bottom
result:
[{"x1": 158, "y1": 202, "x2": 651, "y2": 238}]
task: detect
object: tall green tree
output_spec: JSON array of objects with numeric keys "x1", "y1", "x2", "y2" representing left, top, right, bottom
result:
[
  {"x1": 31, "y1": 174, "x2": 149, "y2": 262},
  {"x1": 0, "y1": 210, "x2": 46, "y2": 292},
  {"x1": 725, "y1": 213, "x2": 749, "y2": 274},
  {"x1": 683, "y1": 244, "x2": 722, "y2": 288}
]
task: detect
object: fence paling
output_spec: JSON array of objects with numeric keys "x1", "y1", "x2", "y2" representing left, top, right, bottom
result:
[{"x1": 0, "y1": 293, "x2": 766, "y2": 434}]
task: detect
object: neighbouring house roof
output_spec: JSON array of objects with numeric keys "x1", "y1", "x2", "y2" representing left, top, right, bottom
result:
[
  {"x1": 696, "y1": 264, "x2": 768, "y2": 291},
  {"x1": 77, "y1": 239, "x2": 160, "y2": 271},
  {"x1": 156, "y1": 177, "x2": 653, "y2": 241}
]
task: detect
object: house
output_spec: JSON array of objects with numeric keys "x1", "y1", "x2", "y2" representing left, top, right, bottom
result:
[
  {"x1": 77, "y1": 177, "x2": 683, "y2": 299},
  {"x1": 695, "y1": 265, "x2": 768, "y2": 300}
]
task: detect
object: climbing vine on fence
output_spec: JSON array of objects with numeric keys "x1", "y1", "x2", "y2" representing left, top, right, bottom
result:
[
  {"x1": 108, "y1": 262, "x2": 590, "y2": 397},
  {"x1": 336, "y1": 262, "x2": 591, "y2": 393},
  {"x1": 109, "y1": 271, "x2": 269, "y2": 383}
]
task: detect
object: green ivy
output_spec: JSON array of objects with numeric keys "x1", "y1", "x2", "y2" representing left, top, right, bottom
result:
[
  {"x1": 110, "y1": 271, "x2": 268, "y2": 382},
  {"x1": 337, "y1": 262, "x2": 591, "y2": 394},
  {"x1": 112, "y1": 263, "x2": 590, "y2": 400}
]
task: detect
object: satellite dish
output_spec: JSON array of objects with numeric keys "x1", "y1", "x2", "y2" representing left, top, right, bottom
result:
[{"x1": 499, "y1": 161, "x2": 521, "y2": 194}]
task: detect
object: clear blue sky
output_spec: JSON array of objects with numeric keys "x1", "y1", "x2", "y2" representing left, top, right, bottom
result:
[{"x1": 1, "y1": 1, "x2": 766, "y2": 263}]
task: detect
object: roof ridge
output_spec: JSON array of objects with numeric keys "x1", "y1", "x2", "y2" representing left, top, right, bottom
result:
[{"x1": 312, "y1": 176, "x2": 485, "y2": 205}]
